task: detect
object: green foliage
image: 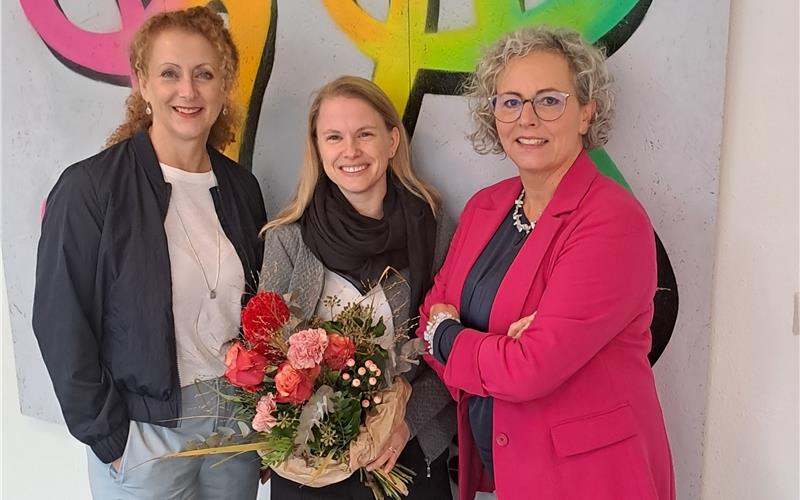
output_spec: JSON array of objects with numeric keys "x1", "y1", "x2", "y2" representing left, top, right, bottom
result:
[{"x1": 260, "y1": 434, "x2": 294, "y2": 467}]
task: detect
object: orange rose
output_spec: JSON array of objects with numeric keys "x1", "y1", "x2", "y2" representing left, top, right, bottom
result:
[
  {"x1": 224, "y1": 342, "x2": 268, "y2": 392},
  {"x1": 274, "y1": 362, "x2": 320, "y2": 403},
  {"x1": 323, "y1": 334, "x2": 356, "y2": 370}
]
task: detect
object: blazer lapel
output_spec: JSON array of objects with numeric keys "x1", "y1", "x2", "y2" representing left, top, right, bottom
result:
[
  {"x1": 488, "y1": 150, "x2": 599, "y2": 332},
  {"x1": 489, "y1": 214, "x2": 564, "y2": 332}
]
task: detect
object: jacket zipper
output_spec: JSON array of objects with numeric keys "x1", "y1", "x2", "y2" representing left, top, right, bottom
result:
[
  {"x1": 164, "y1": 185, "x2": 183, "y2": 420},
  {"x1": 210, "y1": 187, "x2": 252, "y2": 302}
]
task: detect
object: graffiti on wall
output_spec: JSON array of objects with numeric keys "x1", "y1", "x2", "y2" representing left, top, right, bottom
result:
[
  {"x1": 19, "y1": 0, "x2": 276, "y2": 163},
  {"x1": 20, "y1": 1, "x2": 651, "y2": 162},
  {"x1": 323, "y1": 0, "x2": 651, "y2": 132},
  {"x1": 20, "y1": 0, "x2": 675, "y2": 362}
]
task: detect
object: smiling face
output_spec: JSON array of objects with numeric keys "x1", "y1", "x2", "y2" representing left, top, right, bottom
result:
[
  {"x1": 139, "y1": 28, "x2": 226, "y2": 148},
  {"x1": 315, "y1": 96, "x2": 400, "y2": 213},
  {"x1": 495, "y1": 50, "x2": 594, "y2": 177}
]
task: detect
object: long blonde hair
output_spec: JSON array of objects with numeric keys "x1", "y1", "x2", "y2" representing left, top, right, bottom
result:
[
  {"x1": 263, "y1": 76, "x2": 440, "y2": 232},
  {"x1": 106, "y1": 6, "x2": 240, "y2": 150}
]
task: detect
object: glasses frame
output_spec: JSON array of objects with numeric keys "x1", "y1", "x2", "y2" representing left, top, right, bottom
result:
[{"x1": 489, "y1": 90, "x2": 572, "y2": 123}]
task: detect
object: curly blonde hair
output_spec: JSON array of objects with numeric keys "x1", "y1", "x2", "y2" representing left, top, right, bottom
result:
[
  {"x1": 465, "y1": 26, "x2": 615, "y2": 154},
  {"x1": 106, "y1": 6, "x2": 240, "y2": 150},
  {"x1": 263, "y1": 76, "x2": 441, "y2": 232}
]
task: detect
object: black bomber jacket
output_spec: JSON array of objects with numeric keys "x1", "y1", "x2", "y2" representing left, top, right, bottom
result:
[{"x1": 32, "y1": 131, "x2": 266, "y2": 464}]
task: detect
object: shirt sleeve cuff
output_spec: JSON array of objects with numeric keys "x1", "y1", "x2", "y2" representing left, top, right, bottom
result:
[{"x1": 432, "y1": 319, "x2": 464, "y2": 363}]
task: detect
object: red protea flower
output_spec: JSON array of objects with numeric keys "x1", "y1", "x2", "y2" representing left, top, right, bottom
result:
[{"x1": 242, "y1": 291, "x2": 290, "y2": 352}]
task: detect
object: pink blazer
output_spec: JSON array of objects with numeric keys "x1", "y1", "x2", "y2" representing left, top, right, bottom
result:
[{"x1": 418, "y1": 151, "x2": 675, "y2": 500}]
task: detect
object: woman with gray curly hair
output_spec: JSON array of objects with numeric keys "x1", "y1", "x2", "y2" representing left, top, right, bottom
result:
[{"x1": 417, "y1": 26, "x2": 674, "y2": 500}]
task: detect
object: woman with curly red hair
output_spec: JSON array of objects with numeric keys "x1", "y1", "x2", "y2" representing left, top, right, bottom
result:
[{"x1": 31, "y1": 7, "x2": 265, "y2": 499}]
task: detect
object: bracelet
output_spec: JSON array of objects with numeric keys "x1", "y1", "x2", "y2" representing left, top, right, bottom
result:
[{"x1": 423, "y1": 312, "x2": 459, "y2": 355}]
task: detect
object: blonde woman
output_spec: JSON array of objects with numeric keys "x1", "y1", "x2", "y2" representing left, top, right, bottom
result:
[{"x1": 260, "y1": 76, "x2": 455, "y2": 500}]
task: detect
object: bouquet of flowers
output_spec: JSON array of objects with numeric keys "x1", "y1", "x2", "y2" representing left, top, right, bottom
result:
[{"x1": 172, "y1": 290, "x2": 426, "y2": 500}]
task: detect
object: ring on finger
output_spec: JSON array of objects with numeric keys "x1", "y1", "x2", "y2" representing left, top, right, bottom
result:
[{"x1": 388, "y1": 446, "x2": 397, "y2": 455}]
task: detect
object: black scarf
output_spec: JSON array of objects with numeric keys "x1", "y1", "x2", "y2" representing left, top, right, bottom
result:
[{"x1": 300, "y1": 174, "x2": 436, "y2": 321}]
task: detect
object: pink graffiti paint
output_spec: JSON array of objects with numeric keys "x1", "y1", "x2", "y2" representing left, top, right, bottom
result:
[{"x1": 20, "y1": 0, "x2": 186, "y2": 81}]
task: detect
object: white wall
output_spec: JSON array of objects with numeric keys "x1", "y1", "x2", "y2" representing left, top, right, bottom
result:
[
  {"x1": 701, "y1": 0, "x2": 800, "y2": 498},
  {"x1": 1, "y1": 257, "x2": 92, "y2": 499}
]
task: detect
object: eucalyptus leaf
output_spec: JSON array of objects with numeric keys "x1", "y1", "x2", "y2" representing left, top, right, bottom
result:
[
  {"x1": 392, "y1": 338, "x2": 425, "y2": 376},
  {"x1": 294, "y1": 386, "x2": 335, "y2": 445},
  {"x1": 237, "y1": 421, "x2": 252, "y2": 438},
  {"x1": 288, "y1": 305, "x2": 305, "y2": 319},
  {"x1": 373, "y1": 327, "x2": 395, "y2": 351},
  {"x1": 401, "y1": 337, "x2": 426, "y2": 357},
  {"x1": 184, "y1": 440, "x2": 203, "y2": 451},
  {"x1": 217, "y1": 426, "x2": 236, "y2": 439},
  {"x1": 205, "y1": 433, "x2": 222, "y2": 448}
]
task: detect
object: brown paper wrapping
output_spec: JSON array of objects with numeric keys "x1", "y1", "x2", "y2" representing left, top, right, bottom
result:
[{"x1": 271, "y1": 377, "x2": 412, "y2": 487}]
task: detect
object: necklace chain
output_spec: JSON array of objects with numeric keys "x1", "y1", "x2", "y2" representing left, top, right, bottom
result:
[
  {"x1": 512, "y1": 189, "x2": 534, "y2": 235},
  {"x1": 171, "y1": 199, "x2": 221, "y2": 299}
]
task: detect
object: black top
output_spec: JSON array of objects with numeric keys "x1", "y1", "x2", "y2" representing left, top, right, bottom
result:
[
  {"x1": 300, "y1": 172, "x2": 437, "y2": 321},
  {"x1": 432, "y1": 205, "x2": 529, "y2": 476},
  {"x1": 31, "y1": 131, "x2": 266, "y2": 463}
]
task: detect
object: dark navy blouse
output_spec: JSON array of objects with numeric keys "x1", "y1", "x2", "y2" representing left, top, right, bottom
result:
[{"x1": 432, "y1": 204, "x2": 530, "y2": 477}]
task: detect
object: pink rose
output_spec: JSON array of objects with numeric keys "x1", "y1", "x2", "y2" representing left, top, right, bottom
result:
[
  {"x1": 252, "y1": 393, "x2": 278, "y2": 432},
  {"x1": 323, "y1": 334, "x2": 356, "y2": 370},
  {"x1": 286, "y1": 328, "x2": 329, "y2": 369}
]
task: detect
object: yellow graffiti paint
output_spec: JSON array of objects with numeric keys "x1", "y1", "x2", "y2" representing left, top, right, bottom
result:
[
  {"x1": 323, "y1": 0, "x2": 639, "y2": 115},
  {"x1": 182, "y1": 0, "x2": 273, "y2": 160}
]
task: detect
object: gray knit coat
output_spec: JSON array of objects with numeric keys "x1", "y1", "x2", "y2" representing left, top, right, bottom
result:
[{"x1": 259, "y1": 219, "x2": 457, "y2": 463}]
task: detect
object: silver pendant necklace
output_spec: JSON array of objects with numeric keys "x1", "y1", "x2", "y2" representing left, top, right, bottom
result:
[
  {"x1": 172, "y1": 200, "x2": 221, "y2": 299},
  {"x1": 512, "y1": 189, "x2": 534, "y2": 235}
]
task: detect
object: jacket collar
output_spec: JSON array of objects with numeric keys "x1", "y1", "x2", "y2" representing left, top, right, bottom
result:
[
  {"x1": 490, "y1": 149, "x2": 599, "y2": 330},
  {"x1": 132, "y1": 130, "x2": 234, "y2": 215},
  {"x1": 445, "y1": 150, "x2": 599, "y2": 332},
  {"x1": 479, "y1": 149, "x2": 598, "y2": 217},
  {"x1": 132, "y1": 130, "x2": 169, "y2": 217}
]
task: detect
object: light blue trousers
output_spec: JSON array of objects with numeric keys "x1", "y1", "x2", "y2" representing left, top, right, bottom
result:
[{"x1": 87, "y1": 379, "x2": 260, "y2": 500}]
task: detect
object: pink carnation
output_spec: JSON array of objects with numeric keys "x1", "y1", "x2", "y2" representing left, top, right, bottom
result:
[
  {"x1": 252, "y1": 393, "x2": 278, "y2": 432},
  {"x1": 286, "y1": 328, "x2": 329, "y2": 369}
]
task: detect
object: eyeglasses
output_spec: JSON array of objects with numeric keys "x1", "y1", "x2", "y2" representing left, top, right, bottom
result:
[{"x1": 489, "y1": 90, "x2": 571, "y2": 123}]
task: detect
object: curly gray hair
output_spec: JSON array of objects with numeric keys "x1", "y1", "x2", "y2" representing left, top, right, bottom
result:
[{"x1": 465, "y1": 26, "x2": 615, "y2": 154}]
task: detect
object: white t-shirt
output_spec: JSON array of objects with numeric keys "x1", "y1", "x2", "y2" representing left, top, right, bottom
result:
[{"x1": 160, "y1": 163, "x2": 244, "y2": 387}]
